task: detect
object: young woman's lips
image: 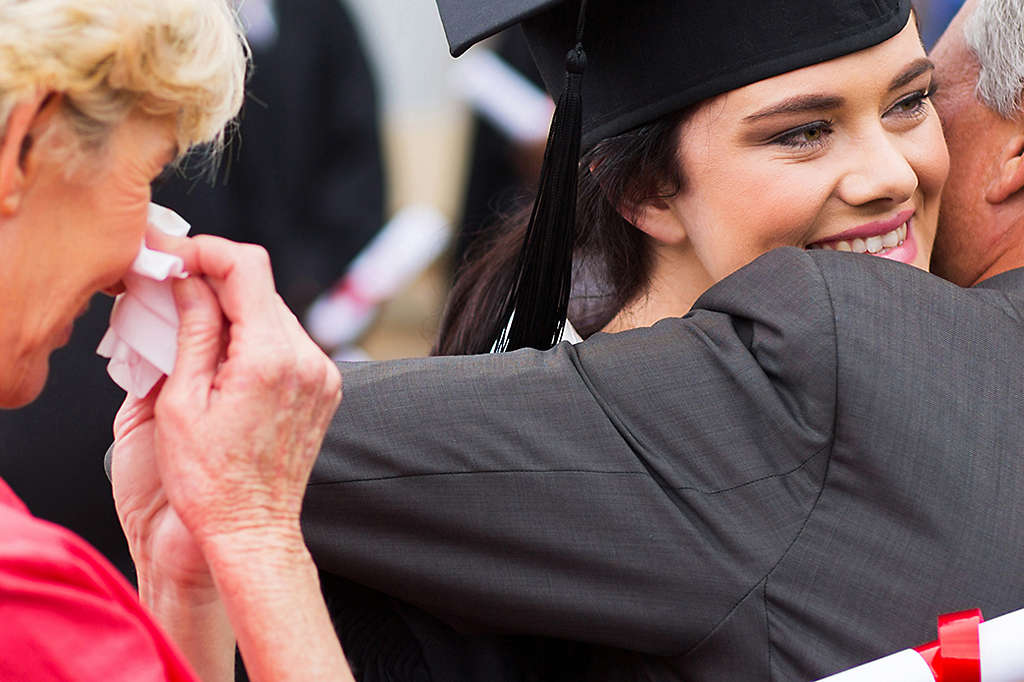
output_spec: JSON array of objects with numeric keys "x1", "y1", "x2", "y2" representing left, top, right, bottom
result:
[{"x1": 807, "y1": 209, "x2": 918, "y2": 265}]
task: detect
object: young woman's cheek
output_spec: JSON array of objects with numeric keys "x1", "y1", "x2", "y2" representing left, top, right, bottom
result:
[
  {"x1": 912, "y1": 116, "x2": 951, "y2": 199},
  {"x1": 729, "y1": 162, "x2": 836, "y2": 252}
]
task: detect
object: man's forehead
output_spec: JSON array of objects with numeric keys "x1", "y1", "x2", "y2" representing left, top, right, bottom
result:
[{"x1": 928, "y1": 2, "x2": 979, "y2": 101}]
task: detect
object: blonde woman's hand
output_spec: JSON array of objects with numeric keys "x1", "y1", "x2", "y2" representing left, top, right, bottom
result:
[
  {"x1": 111, "y1": 385, "x2": 237, "y2": 682},
  {"x1": 154, "y1": 236, "x2": 342, "y2": 558},
  {"x1": 151, "y1": 235, "x2": 349, "y2": 681},
  {"x1": 110, "y1": 235, "x2": 349, "y2": 682},
  {"x1": 111, "y1": 385, "x2": 210, "y2": 588}
]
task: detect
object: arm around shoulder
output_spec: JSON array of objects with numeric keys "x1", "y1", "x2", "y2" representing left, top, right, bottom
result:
[{"x1": 306, "y1": 246, "x2": 839, "y2": 653}]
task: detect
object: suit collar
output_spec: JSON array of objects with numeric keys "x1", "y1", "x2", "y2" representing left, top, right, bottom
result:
[{"x1": 973, "y1": 267, "x2": 1024, "y2": 292}]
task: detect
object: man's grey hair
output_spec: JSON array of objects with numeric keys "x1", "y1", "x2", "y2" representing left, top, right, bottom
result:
[{"x1": 964, "y1": 0, "x2": 1024, "y2": 118}]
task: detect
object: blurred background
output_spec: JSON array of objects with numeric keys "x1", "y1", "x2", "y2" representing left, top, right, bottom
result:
[{"x1": 0, "y1": 0, "x2": 967, "y2": 577}]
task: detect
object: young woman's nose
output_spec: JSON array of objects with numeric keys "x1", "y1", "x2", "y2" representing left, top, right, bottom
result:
[{"x1": 836, "y1": 130, "x2": 918, "y2": 207}]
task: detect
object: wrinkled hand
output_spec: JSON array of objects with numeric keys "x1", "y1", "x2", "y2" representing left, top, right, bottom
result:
[
  {"x1": 112, "y1": 234, "x2": 341, "y2": 589},
  {"x1": 153, "y1": 237, "x2": 342, "y2": 555},
  {"x1": 107, "y1": 233, "x2": 345, "y2": 681},
  {"x1": 111, "y1": 384, "x2": 212, "y2": 589}
]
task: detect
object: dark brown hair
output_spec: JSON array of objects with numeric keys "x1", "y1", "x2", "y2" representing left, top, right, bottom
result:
[{"x1": 433, "y1": 109, "x2": 692, "y2": 356}]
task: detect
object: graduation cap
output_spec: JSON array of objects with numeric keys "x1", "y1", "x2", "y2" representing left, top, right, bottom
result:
[{"x1": 436, "y1": 0, "x2": 912, "y2": 352}]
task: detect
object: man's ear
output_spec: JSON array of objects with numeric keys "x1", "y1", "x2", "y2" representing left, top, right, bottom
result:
[
  {"x1": 0, "y1": 91, "x2": 60, "y2": 216},
  {"x1": 985, "y1": 134, "x2": 1024, "y2": 205}
]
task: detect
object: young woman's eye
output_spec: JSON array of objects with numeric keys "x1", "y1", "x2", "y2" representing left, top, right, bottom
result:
[
  {"x1": 771, "y1": 121, "x2": 833, "y2": 150},
  {"x1": 887, "y1": 87, "x2": 936, "y2": 118}
]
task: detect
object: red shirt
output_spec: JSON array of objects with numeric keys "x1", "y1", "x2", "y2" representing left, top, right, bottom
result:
[{"x1": 0, "y1": 477, "x2": 198, "y2": 681}]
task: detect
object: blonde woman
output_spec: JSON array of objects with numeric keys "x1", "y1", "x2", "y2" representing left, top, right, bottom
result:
[{"x1": 0, "y1": 2, "x2": 349, "y2": 680}]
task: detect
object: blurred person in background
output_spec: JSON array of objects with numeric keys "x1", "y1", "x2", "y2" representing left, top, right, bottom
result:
[
  {"x1": 917, "y1": 0, "x2": 966, "y2": 47},
  {"x1": 454, "y1": 29, "x2": 547, "y2": 268},
  {"x1": 156, "y1": 0, "x2": 386, "y2": 317}
]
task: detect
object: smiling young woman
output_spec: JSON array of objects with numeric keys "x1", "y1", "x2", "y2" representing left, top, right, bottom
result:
[
  {"x1": 435, "y1": 5, "x2": 948, "y2": 352},
  {"x1": 604, "y1": 19, "x2": 947, "y2": 333}
]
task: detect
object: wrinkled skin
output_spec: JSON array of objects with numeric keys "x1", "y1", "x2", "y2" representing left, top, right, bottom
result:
[{"x1": 111, "y1": 234, "x2": 342, "y2": 596}]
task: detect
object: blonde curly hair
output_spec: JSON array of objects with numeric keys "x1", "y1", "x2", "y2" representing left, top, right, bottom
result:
[{"x1": 0, "y1": 0, "x2": 248, "y2": 155}]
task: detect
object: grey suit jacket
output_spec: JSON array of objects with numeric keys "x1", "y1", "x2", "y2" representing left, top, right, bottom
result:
[{"x1": 304, "y1": 247, "x2": 1024, "y2": 681}]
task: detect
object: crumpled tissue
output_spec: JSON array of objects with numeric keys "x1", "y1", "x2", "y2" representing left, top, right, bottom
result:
[{"x1": 96, "y1": 203, "x2": 190, "y2": 396}]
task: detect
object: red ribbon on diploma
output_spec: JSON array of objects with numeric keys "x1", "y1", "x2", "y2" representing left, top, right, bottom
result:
[
  {"x1": 914, "y1": 609, "x2": 984, "y2": 682},
  {"x1": 329, "y1": 278, "x2": 376, "y2": 313}
]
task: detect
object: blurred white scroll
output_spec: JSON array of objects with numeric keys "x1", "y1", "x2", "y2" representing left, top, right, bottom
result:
[
  {"x1": 449, "y1": 48, "x2": 554, "y2": 144},
  {"x1": 304, "y1": 205, "x2": 451, "y2": 352}
]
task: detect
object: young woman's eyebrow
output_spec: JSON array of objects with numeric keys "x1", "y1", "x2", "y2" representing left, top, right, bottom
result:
[
  {"x1": 742, "y1": 58, "x2": 935, "y2": 125},
  {"x1": 743, "y1": 94, "x2": 844, "y2": 123},
  {"x1": 888, "y1": 58, "x2": 935, "y2": 91}
]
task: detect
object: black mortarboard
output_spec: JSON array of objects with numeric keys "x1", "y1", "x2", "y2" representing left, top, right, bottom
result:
[{"x1": 436, "y1": 0, "x2": 912, "y2": 352}]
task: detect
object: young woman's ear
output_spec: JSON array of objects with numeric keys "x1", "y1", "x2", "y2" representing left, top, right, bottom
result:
[
  {"x1": 590, "y1": 159, "x2": 689, "y2": 246},
  {"x1": 622, "y1": 192, "x2": 688, "y2": 246},
  {"x1": 985, "y1": 134, "x2": 1024, "y2": 205},
  {"x1": 0, "y1": 91, "x2": 60, "y2": 216}
]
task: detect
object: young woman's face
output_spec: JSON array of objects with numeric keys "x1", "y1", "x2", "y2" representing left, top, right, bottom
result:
[{"x1": 664, "y1": 17, "x2": 947, "y2": 279}]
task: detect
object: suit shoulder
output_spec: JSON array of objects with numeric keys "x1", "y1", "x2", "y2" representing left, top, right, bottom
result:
[
  {"x1": 695, "y1": 247, "x2": 834, "y2": 328},
  {"x1": 803, "y1": 250, "x2": 975, "y2": 313}
]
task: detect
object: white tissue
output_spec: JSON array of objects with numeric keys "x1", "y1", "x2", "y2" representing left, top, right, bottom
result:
[{"x1": 96, "y1": 203, "x2": 190, "y2": 396}]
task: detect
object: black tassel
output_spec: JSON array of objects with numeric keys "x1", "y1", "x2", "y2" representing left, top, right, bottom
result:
[{"x1": 488, "y1": 37, "x2": 587, "y2": 353}]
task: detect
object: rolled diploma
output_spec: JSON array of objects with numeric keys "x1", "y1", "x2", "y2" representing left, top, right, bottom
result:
[
  {"x1": 816, "y1": 608, "x2": 1024, "y2": 682},
  {"x1": 980, "y1": 608, "x2": 1024, "y2": 682},
  {"x1": 304, "y1": 204, "x2": 450, "y2": 349},
  {"x1": 449, "y1": 48, "x2": 554, "y2": 144}
]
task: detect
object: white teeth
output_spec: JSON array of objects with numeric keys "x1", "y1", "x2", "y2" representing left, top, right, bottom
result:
[{"x1": 810, "y1": 222, "x2": 908, "y2": 254}]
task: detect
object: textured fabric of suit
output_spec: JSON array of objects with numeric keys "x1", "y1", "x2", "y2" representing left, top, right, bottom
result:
[{"x1": 304, "y1": 247, "x2": 1024, "y2": 681}]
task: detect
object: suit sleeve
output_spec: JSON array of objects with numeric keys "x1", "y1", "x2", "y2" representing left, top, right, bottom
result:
[{"x1": 303, "y1": 248, "x2": 839, "y2": 656}]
